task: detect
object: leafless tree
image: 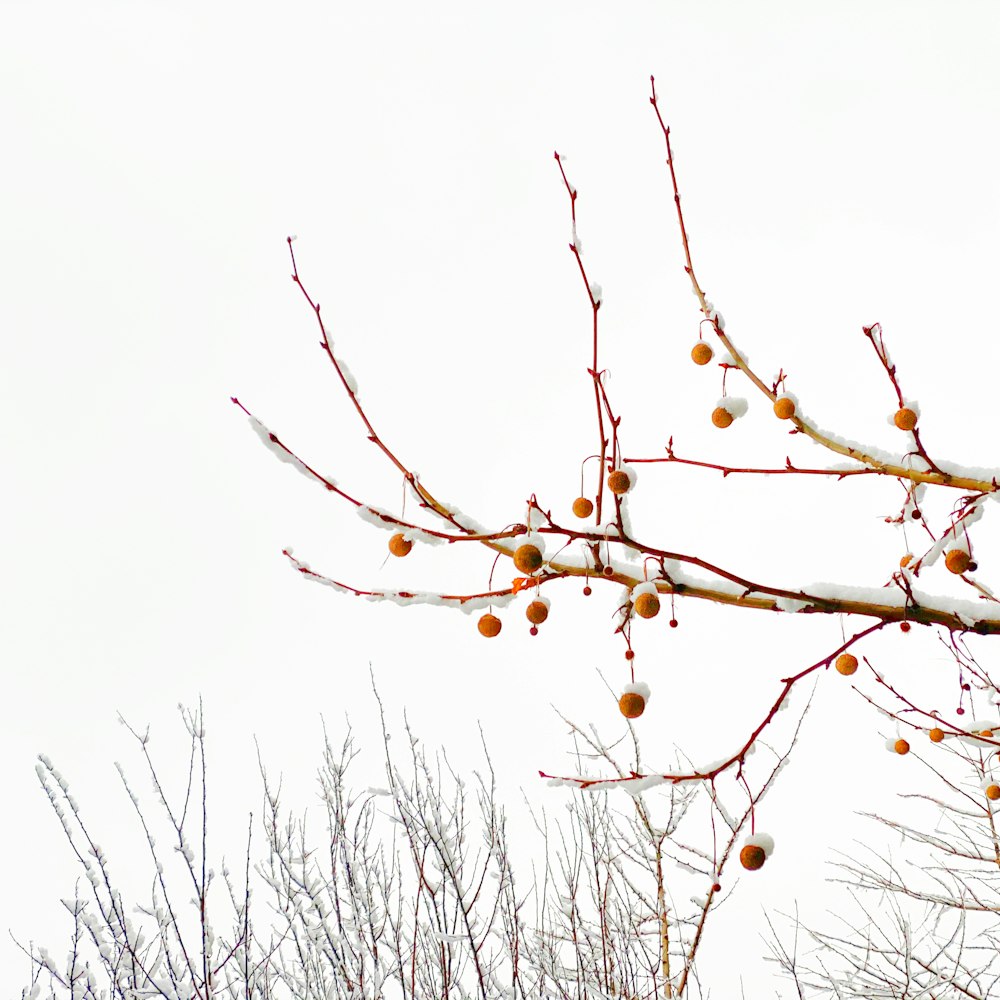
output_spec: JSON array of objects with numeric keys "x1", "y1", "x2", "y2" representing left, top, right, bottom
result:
[{"x1": 19, "y1": 687, "x2": 805, "y2": 998}]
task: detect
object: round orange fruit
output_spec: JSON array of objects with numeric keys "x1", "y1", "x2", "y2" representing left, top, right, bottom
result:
[
  {"x1": 572, "y1": 496, "x2": 594, "y2": 519},
  {"x1": 711, "y1": 406, "x2": 733, "y2": 429},
  {"x1": 894, "y1": 739, "x2": 910, "y2": 755},
  {"x1": 608, "y1": 470, "x2": 631, "y2": 495},
  {"x1": 388, "y1": 533, "x2": 412, "y2": 557},
  {"x1": 894, "y1": 407, "x2": 917, "y2": 431},
  {"x1": 513, "y1": 544, "x2": 543, "y2": 574},
  {"x1": 773, "y1": 397, "x2": 795, "y2": 420},
  {"x1": 619, "y1": 692, "x2": 645, "y2": 719},
  {"x1": 740, "y1": 845, "x2": 766, "y2": 871},
  {"x1": 526, "y1": 600, "x2": 549, "y2": 625},
  {"x1": 835, "y1": 653, "x2": 859, "y2": 676},
  {"x1": 945, "y1": 549, "x2": 970, "y2": 575},
  {"x1": 633, "y1": 592, "x2": 660, "y2": 619},
  {"x1": 477, "y1": 614, "x2": 502, "y2": 638},
  {"x1": 691, "y1": 342, "x2": 714, "y2": 365}
]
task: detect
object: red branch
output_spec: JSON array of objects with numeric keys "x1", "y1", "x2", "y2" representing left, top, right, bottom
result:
[
  {"x1": 863, "y1": 323, "x2": 944, "y2": 478},
  {"x1": 539, "y1": 624, "x2": 887, "y2": 788},
  {"x1": 286, "y1": 239, "x2": 473, "y2": 537},
  {"x1": 626, "y1": 439, "x2": 878, "y2": 480},
  {"x1": 554, "y1": 152, "x2": 617, "y2": 526}
]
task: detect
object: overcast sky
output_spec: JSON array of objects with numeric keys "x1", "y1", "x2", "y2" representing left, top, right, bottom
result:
[{"x1": 4, "y1": 2, "x2": 1000, "y2": 994}]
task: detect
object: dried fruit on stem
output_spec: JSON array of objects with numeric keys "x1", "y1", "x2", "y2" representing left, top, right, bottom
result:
[
  {"x1": 478, "y1": 614, "x2": 502, "y2": 638},
  {"x1": 514, "y1": 544, "x2": 544, "y2": 575},
  {"x1": 619, "y1": 692, "x2": 645, "y2": 719},
  {"x1": 945, "y1": 549, "x2": 971, "y2": 575},
  {"x1": 388, "y1": 533, "x2": 412, "y2": 557},
  {"x1": 691, "y1": 341, "x2": 713, "y2": 365},
  {"x1": 711, "y1": 406, "x2": 734, "y2": 429},
  {"x1": 526, "y1": 599, "x2": 549, "y2": 624},
  {"x1": 608, "y1": 469, "x2": 632, "y2": 495},
  {"x1": 633, "y1": 591, "x2": 660, "y2": 619},
  {"x1": 835, "y1": 654, "x2": 859, "y2": 676},
  {"x1": 773, "y1": 397, "x2": 796, "y2": 420}
]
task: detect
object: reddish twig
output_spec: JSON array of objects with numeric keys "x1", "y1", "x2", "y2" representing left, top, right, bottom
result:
[
  {"x1": 286, "y1": 238, "x2": 475, "y2": 536},
  {"x1": 626, "y1": 438, "x2": 879, "y2": 480},
  {"x1": 554, "y1": 152, "x2": 616, "y2": 525},
  {"x1": 863, "y1": 323, "x2": 944, "y2": 477},
  {"x1": 540, "y1": 625, "x2": 886, "y2": 789}
]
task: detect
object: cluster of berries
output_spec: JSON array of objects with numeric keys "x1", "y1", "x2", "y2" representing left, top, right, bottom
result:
[
  {"x1": 837, "y1": 649, "x2": 999, "y2": 801},
  {"x1": 690, "y1": 340, "x2": 796, "y2": 426}
]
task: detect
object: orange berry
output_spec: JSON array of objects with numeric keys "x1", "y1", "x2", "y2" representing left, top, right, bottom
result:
[
  {"x1": 619, "y1": 692, "x2": 645, "y2": 719},
  {"x1": 526, "y1": 600, "x2": 549, "y2": 625},
  {"x1": 388, "y1": 533, "x2": 412, "y2": 557},
  {"x1": 477, "y1": 614, "x2": 502, "y2": 638},
  {"x1": 835, "y1": 653, "x2": 859, "y2": 676},
  {"x1": 608, "y1": 470, "x2": 631, "y2": 495},
  {"x1": 711, "y1": 406, "x2": 733, "y2": 429},
  {"x1": 987, "y1": 784, "x2": 1000, "y2": 801},
  {"x1": 773, "y1": 397, "x2": 795, "y2": 420},
  {"x1": 894, "y1": 739, "x2": 910, "y2": 755},
  {"x1": 928, "y1": 727, "x2": 945, "y2": 742},
  {"x1": 739, "y1": 845, "x2": 766, "y2": 871},
  {"x1": 691, "y1": 342, "x2": 714, "y2": 365},
  {"x1": 945, "y1": 549, "x2": 971, "y2": 575},
  {"x1": 513, "y1": 544, "x2": 543, "y2": 574},
  {"x1": 981, "y1": 729, "x2": 994, "y2": 739},
  {"x1": 900, "y1": 553, "x2": 913, "y2": 568},
  {"x1": 894, "y1": 407, "x2": 917, "y2": 431},
  {"x1": 633, "y1": 592, "x2": 661, "y2": 619},
  {"x1": 572, "y1": 496, "x2": 594, "y2": 519}
]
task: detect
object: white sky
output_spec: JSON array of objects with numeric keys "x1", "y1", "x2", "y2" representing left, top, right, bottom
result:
[{"x1": 4, "y1": 1, "x2": 1000, "y2": 994}]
